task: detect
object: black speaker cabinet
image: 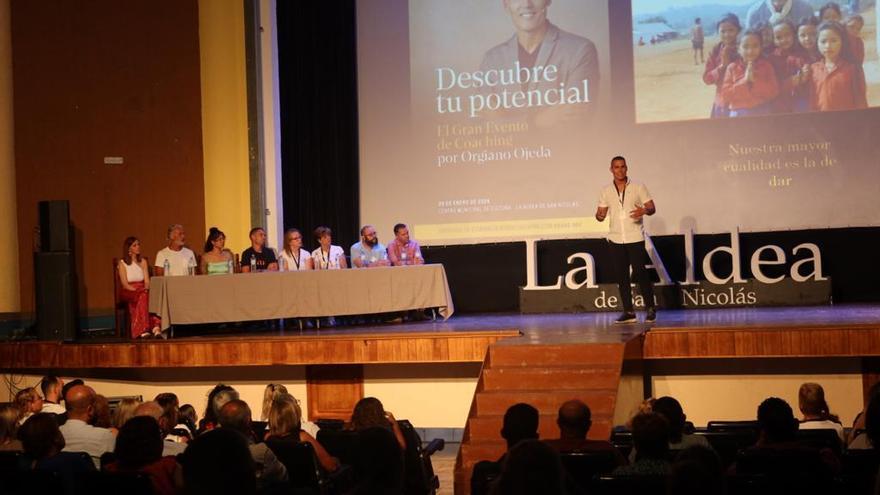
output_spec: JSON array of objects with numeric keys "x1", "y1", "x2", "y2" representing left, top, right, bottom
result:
[
  {"x1": 39, "y1": 200, "x2": 70, "y2": 252},
  {"x1": 35, "y1": 251, "x2": 78, "y2": 341}
]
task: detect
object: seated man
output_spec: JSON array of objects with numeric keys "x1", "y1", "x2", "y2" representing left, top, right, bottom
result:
[
  {"x1": 155, "y1": 224, "x2": 197, "y2": 276},
  {"x1": 612, "y1": 412, "x2": 671, "y2": 476},
  {"x1": 134, "y1": 398, "x2": 186, "y2": 456},
  {"x1": 39, "y1": 375, "x2": 65, "y2": 415},
  {"x1": 471, "y1": 403, "x2": 539, "y2": 495},
  {"x1": 58, "y1": 385, "x2": 115, "y2": 468},
  {"x1": 386, "y1": 223, "x2": 424, "y2": 266},
  {"x1": 241, "y1": 227, "x2": 278, "y2": 272},
  {"x1": 218, "y1": 399, "x2": 287, "y2": 489},
  {"x1": 545, "y1": 399, "x2": 625, "y2": 464},
  {"x1": 350, "y1": 225, "x2": 389, "y2": 268}
]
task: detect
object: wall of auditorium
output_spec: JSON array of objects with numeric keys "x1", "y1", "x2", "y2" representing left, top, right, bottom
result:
[
  {"x1": 0, "y1": 0, "x2": 19, "y2": 314},
  {"x1": 10, "y1": 0, "x2": 226, "y2": 318}
]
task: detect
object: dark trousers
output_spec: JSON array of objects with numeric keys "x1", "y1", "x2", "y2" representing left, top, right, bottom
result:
[{"x1": 608, "y1": 240, "x2": 655, "y2": 313}]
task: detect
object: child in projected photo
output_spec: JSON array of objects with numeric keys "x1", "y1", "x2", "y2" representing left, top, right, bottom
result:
[
  {"x1": 808, "y1": 21, "x2": 868, "y2": 111},
  {"x1": 721, "y1": 29, "x2": 779, "y2": 117},
  {"x1": 768, "y1": 19, "x2": 809, "y2": 113},
  {"x1": 757, "y1": 22, "x2": 776, "y2": 55},
  {"x1": 703, "y1": 13, "x2": 741, "y2": 118},
  {"x1": 820, "y1": 1, "x2": 865, "y2": 63},
  {"x1": 797, "y1": 16, "x2": 822, "y2": 64}
]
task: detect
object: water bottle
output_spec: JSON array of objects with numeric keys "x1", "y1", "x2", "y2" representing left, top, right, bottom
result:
[
  {"x1": 227, "y1": 259, "x2": 233, "y2": 274},
  {"x1": 279, "y1": 256, "x2": 286, "y2": 272},
  {"x1": 250, "y1": 254, "x2": 257, "y2": 272},
  {"x1": 163, "y1": 259, "x2": 171, "y2": 276},
  {"x1": 401, "y1": 252, "x2": 408, "y2": 266},
  {"x1": 187, "y1": 257, "x2": 196, "y2": 276}
]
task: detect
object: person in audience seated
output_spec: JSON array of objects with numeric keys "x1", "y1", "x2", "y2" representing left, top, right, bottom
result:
[
  {"x1": 261, "y1": 383, "x2": 287, "y2": 421},
  {"x1": 490, "y1": 439, "x2": 567, "y2": 495},
  {"x1": 386, "y1": 223, "x2": 424, "y2": 266},
  {"x1": 155, "y1": 392, "x2": 189, "y2": 445},
  {"x1": 177, "y1": 404, "x2": 198, "y2": 440},
  {"x1": 353, "y1": 426, "x2": 405, "y2": 495},
  {"x1": 351, "y1": 225, "x2": 389, "y2": 268},
  {"x1": 0, "y1": 402, "x2": 23, "y2": 451},
  {"x1": 278, "y1": 228, "x2": 313, "y2": 271},
  {"x1": 544, "y1": 399, "x2": 625, "y2": 464},
  {"x1": 200, "y1": 227, "x2": 234, "y2": 275},
  {"x1": 350, "y1": 396, "x2": 407, "y2": 451},
  {"x1": 14, "y1": 387, "x2": 42, "y2": 425},
  {"x1": 134, "y1": 400, "x2": 186, "y2": 456},
  {"x1": 217, "y1": 399, "x2": 288, "y2": 488},
  {"x1": 848, "y1": 381, "x2": 880, "y2": 446},
  {"x1": 91, "y1": 394, "x2": 113, "y2": 431},
  {"x1": 668, "y1": 445, "x2": 725, "y2": 495},
  {"x1": 241, "y1": 227, "x2": 279, "y2": 272},
  {"x1": 798, "y1": 382, "x2": 845, "y2": 442},
  {"x1": 155, "y1": 224, "x2": 197, "y2": 276},
  {"x1": 472, "y1": 403, "x2": 540, "y2": 495},
  {"x1": 849, "y1": 393, "x2": 880, "y2": 449},
  {"x1": 119, "y1": 236, "x2": 163, "y2": 338},
  {"x1": 39, "y1": 375, "x2": 65, "y2": 414},
  {"x1": 18, "y1": 413, "x2": 95, "y2": 479},
  {"x1": 112, "y1": 397, "x2": 141, "y2": 432},
  {"x1": 104, "y1": 415, "x2": 182, "y2": 495},
  {"x1": 199, "y1": 384, "x2": 238, "y2": 433},
  {"x1": 57, "y1": 385, "x2": 115, "y2": 468},
  {"x1": 652, "y1": 396, "x2": 711, "y2": 452},
  {"x1": 612, "y1": 412, "x2": 671, "y2": 476},
  {"x1": 265, "y1": 392, "x2": 338, "y2": 472},
  {"x1": 179, "y1": 428, "x2": 257, "y2": 495},
  {"x1": 312, "y1": 226, "x2": 347, "y2": 270}
]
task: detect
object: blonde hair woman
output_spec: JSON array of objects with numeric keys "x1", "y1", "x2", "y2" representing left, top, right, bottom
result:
[
  {"x1": 798, "y1": 382, "x2": 844, "y2": 442},
  {"x1": 265, "y1": 393, "x2": 338, "y2": 472},
  {"x1": 112, "y1": 397, "x2": 142, "y2": 430},
  {"x1": 261, "y1": 384, "x2": 288, "y2": 422}
]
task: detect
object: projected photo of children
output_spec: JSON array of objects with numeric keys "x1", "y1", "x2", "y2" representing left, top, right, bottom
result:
[{"x1": 632, "y1": 0, "x2": 876, "y2": 123}]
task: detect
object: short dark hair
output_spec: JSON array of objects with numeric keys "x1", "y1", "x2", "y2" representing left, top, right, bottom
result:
[
  {"x1": 716, "y1": 12, "x2": 742, "y2": 32},
  {"x1": 819, "y1": 1, "x2": 842, "y2": 19},
  {"x1": 501, "y1": 403, "x2": 539, "y2": 449},
  {"x1": 393, "y1": 223, "x2": 407, "y2": 235},
  {"x1": 115, "y1": 415, "x2": 164, "y2": 469},
  {"x1": 653, "y1": 396, "x2": 686, "y2": 443},
  {"x1": 313, "y1": 226, "x2": 332, "y2": 242},
  {"x1": 632, "y1": 412, "x2": 670, "y2": 460},
  {"x1": 19, "y1": 413, "x2": 65, "y2": 459},
  {"x1": 757, "y1": 397, "x2": 798, "y2": 443},
  {"x1": 249, "y1": 227, "x2": 264, "y2": 238},
  {"x1": 180, "y1": 428, "x2": 256, "y2": 495},
  {"x1": 40, "y1": 375, "x2": 61, "y2": 398},
  {"x1": 610, "y1": 156, "x2": 626, "y2": 165}
]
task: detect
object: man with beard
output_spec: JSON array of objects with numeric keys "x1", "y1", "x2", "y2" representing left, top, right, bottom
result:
[{"x1": 350, "y1": 225, "x2": 390, "y2": 268}]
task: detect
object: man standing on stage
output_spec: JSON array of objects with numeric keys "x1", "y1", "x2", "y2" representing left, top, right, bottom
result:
[{"x1": 595, "y1": 156, "x2": 657, "y2": 324}]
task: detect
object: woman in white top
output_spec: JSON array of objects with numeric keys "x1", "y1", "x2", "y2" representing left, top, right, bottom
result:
[
  {"x1": 118, "y1": 236, "x2": 161, "y2": 339},
  {"x1": 279, "y1": 228, "x2": 314, "y2": 271},
  {"x1": 798, "y1": 382, "x2": 845, "y2": 442},
  {"x1": 311, "y1": 226, "x2": 347, "y2": 270}
]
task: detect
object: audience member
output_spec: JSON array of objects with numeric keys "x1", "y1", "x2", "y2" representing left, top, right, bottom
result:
[
  {"x1": 848, "y1": 381, "x2": 880, "y2": 445},
  {"x1": 18, "y1": 413, "x2": 95, "y2": 478},
  {"x1": 668, "y1": 445, "x2": 725, "y2": 495},
  {"x1": 612, "y1": 412, "x2": 671, "y2": 476},
  {"x1": 200, "y1": 227, "x2": 234, "y2": 275},
  {"x1": 350, "y1": 225, "x2": 389, "y2": 268},
  {"x1": 261, "y1": 383, "x2": 288, "y2": 421},
  {"x1": 134, "y1": 400, "x2": 186, "y2": 456},
  {"x1": 91, "y1": 394, "x2": 113, "y2": 431},
  {"x1": 112, "y1": 397, "x2": 142, "y2": 431},
  {"x1": 58, "y1": 384, "x2": 115, "y2": 468},
  {"x1": 651, "y1": 396, "x2": 711, "y2": 454},
  {"x1": 39, "y1": 375, "x2": 65, "y2": 414},
  {"x1": 265, "y1": 393, "x2": 338, "y2": 472},
  {"x1": 104, "y1": 415, "x2": 181, "y2": 495},
  {"x1": 177, "y1": 404, "x2": 198, "y2": 439},
  {"x1": 798, "y1": 382, "x2": 845, "y2": 442},
  {"x1": 353, "y1": 426, "x2": 405, "y2": 495},
  {"x1": 278, "y1": 228, "x2": 314, "y2": 271},
  {"x1": 756, "y1": 397, "x2": 800, "y2": 446},
  {"x1": 490, "y1": 439, "x2": 567, "y2": 495},
  {"x1": 241, "y1": 227, "x2": 279, "y2": 272},
  {"x1": 154, "y1": 224, "x2": 197, "y2": 276},
  {"x1": 118, "y1": 236, "x2": 162, "y2": 338},
  {"x1": 179, "y1": 428, "x2": 256, "y2": 495},
  {"x1": 312, "y1": 226, "x2": 347, "y2": 270},
  {"x1": 0, "y1": 402, "x2": 22, "y2": 451},
  {"x1": 386, "y1": 223, "x2": 424, "y2": 266},
  {"x1": 544, "y1": 399, "x2": 625, "y2": 464},
  {"x1": 849, "y1": 393, "x2": 880, "y2": 449},
  {"x1": 217, "y1": 399, "x2": 288, "y2": 488},
  {"x1": 471, "y1": 403, "x2": 540, "y2": 495},
  {"x1": 14, "y1": 387, "x2": 42, "y2": 425},
  {"x1": 350, "y1": 396, "x2": 407, "y2": 451},
  {"x1": 155, "y1": 392, "x2": 188, "y2": 444},
  {"x1": 61, "y1": 379, "x2": 84, "y2": 403},
  {"x1": 199, "y1": 384, "x2": 238, "y2": 433}
]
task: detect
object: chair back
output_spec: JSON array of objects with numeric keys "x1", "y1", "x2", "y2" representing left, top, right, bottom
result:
[
  {"x1": 842, "y1": 449, "x2": 880, "y2": 495},
  {"x1": 795, "y1": 428, "x2": 842, "y2": 455},
  {"x1": 591, "y1": 474, "x2": 667, "y2": 495},
  {"x1": 78, "y1": 471, "x2": 153, "y2": 495},
  {"x1": 397, "y1": 419, "x2": 441, "y2": 495},
  {"x1": 316, "y1": 428, "x2": 361, "y2": 466},
  {"x1": 266, "y1": 439, "x2": 324, "y2": 492},
  {"x1": 559, "y1": 450, "x2": 619, "y2": 494},
  {"x1": 693, "y1": 430, "x2": 759, "y2": 468},
  {"x1": 707, "y1": 420, "x2": 760, "y2": 432}
]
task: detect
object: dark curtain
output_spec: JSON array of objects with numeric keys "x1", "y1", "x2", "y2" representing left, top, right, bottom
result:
[{"x1": 276, "y1": 0, "x2": 360, "y2": 253}]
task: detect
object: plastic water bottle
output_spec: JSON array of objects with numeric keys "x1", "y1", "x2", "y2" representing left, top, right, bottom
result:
[
  {"x1": 279, "y1": 256, "x2": 286, "y2": 272},
  {"x1": 401, "y1": 252, "x2": 408, "y2": 266},
  {"x1": 163, "y1": 259, "x2": 171, "y2": 276},
  {"x1": 250, "y1": 254, "x2": 257, "y2": 272},
  {"x1": 227, "y1": 259, "x2": 233, "y2": 274},
  {"x1": 187, "y1": 257, "x2": 196, "y2": 276}
]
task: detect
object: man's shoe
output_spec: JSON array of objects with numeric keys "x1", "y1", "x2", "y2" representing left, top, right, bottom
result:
[
  {"x1": 614, "y1": 312, "x2": 638, "y2": 324},
  {"x1": 645, "y1": 307, "x2": 657, "y2": 323}
]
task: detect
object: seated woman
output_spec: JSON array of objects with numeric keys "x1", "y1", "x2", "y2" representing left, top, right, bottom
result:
[
  {"x1": 200, "y1": 227, "x2": 234, "y2": 275},
  {"x1": 278, "y1": 228, "x2": 314, "y2": 271},
  {"x1": 118, "y1": 236, "x2": 162, "y2": 339},
  {"x1": 105, "y1": 416, "x2": 181, "y2": 495},
  {"x1": 311, "y1": 226, "x2": 347, "y2": 270},
  {"x1": 14, "y1": 388, "x2": 42, "y2": 425},
  {"x1": 112, "y1": 397, "x2": 142, "y2": 432},
  {"x1": 0, "y1": 403, "x2": 23, "y2": 451},
  {"x1": 18, "y1": 413, "x2": 95, "y2": 476},
  {"x1": 798, "y1": 382, "x2": 845, "y2": 442},
  {"x1": 349, "y1": 397, "x2": 407, "y2": 452},
  {"x1": 265, "y1": 393, "x2": 338, "y2": 472}
]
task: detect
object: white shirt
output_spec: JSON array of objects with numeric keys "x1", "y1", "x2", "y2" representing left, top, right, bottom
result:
[
  {"x1": 597, "y1": 179, "x2": 652, "y2": 244},
  {"x1": 154, "y1": 246, "x2": 197, "y2": 276},
  {"x1": 59, "y1": 419, "x2": 116, "y2": 468},
  {"x1": 799, "y1": 419, "x2": 846, "y2": 442},
  {"x1": 278, "y1": 248, "x2": 312, "y2": 271},
  {"x1": 41, "y1": 402, "x2": 66, "y2": 414},
  {"x1": 311, "y1": 245, "x2": 345, "y2": 270},
  {"x1": 120, "y1": 260, "x2": 145, "y2": 283}
]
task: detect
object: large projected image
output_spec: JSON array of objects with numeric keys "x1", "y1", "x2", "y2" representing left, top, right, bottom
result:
[{"x1": 633, "y1": 0, "x2": 880, "y2": 123}]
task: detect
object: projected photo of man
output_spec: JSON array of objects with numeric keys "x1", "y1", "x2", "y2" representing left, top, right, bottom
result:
[
  {"x1": 632, "y1": 0, "x2": 877, "y2": 123},
  {"x1": 478, "y1": 0, "x2": 599, "y2": 126}
]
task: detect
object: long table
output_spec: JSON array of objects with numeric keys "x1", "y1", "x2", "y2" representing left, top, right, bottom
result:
[{"x1": 148, "y1": 264, "x2": 454, "y2": 330}]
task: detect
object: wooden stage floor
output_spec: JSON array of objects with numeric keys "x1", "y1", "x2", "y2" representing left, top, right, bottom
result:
[{"x1": 2, "y1": 304, "x2": 880, "y2": 370}]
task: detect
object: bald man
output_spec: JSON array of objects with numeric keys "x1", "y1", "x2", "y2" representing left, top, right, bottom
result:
[
  {"x1": 544, "y1": 399, "x2": 624, "y2": 464},
  {"x1": 218, "y1": 400, "x2": 287, "y2": 488},
  {"x1": 134, "y1": 401, "x2": 186, "y2": 456},
  {"x1": 58, "y1": 385, "x2": 115, "y2": 468}
]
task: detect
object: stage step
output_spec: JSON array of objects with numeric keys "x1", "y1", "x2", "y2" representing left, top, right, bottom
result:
[
  {"x1": 481, "y1": 366, "x2": 620, "y2": 390},
  {"x1": 489, "y1": 343, "x2": 625, "y2": 367},
  {"x1": 474, "y1": 389, "x2": 616, "y2": 415}
]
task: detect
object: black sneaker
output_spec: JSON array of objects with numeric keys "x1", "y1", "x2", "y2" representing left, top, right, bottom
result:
[
  {"x1": 645, "y1": 307, "x2": 657, "y2": 323},
  {"x1": 614, "y1": 312, "x2": 638, "y2": 324}
]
